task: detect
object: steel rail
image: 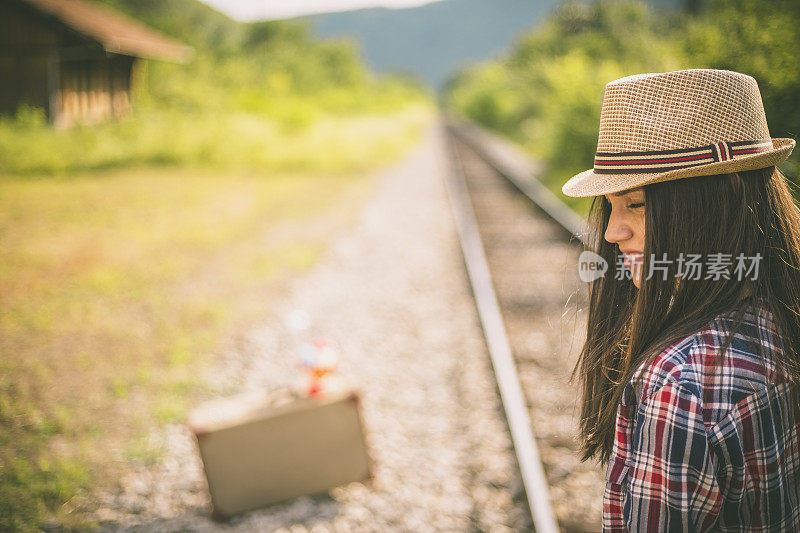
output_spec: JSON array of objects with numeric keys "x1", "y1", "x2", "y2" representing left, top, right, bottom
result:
[
  {"x1": 441, "y1": 121, "x2": 561, "y2": 533},
  {"x1": 445, "y1": 116, "x2": 588, "y2": 247}
]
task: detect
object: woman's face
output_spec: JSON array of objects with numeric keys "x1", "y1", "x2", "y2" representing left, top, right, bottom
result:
[{"x1": 603, "y1": 187, "x2": 646, "y2": 288}]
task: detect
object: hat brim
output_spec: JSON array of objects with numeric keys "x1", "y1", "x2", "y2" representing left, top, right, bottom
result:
[{"x1": 562, "y1": 138, "x2": 796, "y2": 198}]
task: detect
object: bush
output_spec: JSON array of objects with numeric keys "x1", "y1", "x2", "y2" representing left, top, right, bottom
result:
[
  {"x1": 0, "y1": 16, "x2": 427, "y2": 176},
  {"x1": 445, "y1": 0, "x2": 800, "y2": 201}
]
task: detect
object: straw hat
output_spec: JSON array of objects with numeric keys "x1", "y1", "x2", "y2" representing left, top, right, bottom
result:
[{"x1": 561, "y1": 69, "x2": 795, "y2": 198}]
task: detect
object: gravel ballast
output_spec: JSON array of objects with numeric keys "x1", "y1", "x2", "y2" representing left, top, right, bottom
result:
[{"x1": 89, "y1": 125, "x2": 545, "y2": 532}]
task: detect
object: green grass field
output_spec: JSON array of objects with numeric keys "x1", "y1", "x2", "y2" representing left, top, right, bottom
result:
[{"x1": 0, "y1": 104, "x2": 430, "y2": 530}]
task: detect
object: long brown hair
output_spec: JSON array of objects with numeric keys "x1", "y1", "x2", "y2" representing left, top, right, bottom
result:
[{"x1": 573, "y1": 166, "x2": 800, "y2": 464}]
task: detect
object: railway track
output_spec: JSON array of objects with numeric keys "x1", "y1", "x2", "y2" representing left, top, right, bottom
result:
[{"x1": 443, "y1": 118, "x2": 606, "y2": 532}]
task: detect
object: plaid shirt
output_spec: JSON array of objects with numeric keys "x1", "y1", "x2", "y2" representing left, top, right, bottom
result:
[{"x1": 603, "y1": 301, "x2": 800, "y2": 532}]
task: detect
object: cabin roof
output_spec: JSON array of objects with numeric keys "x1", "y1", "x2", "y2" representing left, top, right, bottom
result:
[{"x1": 18, "y1": 0, "x2": 193, "y2": 62}]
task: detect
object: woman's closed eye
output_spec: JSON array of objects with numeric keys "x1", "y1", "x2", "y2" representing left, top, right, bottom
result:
[{"x1": 627, "y1": 202, "x2": 645, "y2": 209}]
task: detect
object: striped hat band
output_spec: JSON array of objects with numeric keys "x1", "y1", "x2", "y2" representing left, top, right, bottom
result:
[{"x1": 594, "y1": 139, "x2": 773, "y2": 174}]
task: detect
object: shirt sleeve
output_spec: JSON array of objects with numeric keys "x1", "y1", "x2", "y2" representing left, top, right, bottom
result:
[{"x1": 623, "y1": 382, "x2": 723, "y2": 532}]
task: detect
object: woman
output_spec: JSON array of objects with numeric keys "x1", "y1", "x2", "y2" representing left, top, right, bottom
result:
[{"x1": 561, "y1": 69, "x2": 800, "y2": 531}]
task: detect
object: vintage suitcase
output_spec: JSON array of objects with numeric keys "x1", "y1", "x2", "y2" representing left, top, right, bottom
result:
[{"x1": 188, "y1": 386, "x2": 372, "y2": 518}]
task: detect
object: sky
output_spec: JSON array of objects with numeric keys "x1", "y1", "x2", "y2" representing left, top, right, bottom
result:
[{"x1": 199, "y1": 0, "x2": 443, "y2": 21}]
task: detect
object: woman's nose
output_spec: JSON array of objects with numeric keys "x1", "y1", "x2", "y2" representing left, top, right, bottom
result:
[{"x1": 604, "y1": 211, "x2": 633, "y2": 244}]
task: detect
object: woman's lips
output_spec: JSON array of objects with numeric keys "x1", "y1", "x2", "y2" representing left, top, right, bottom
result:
[{"x1": 623, "y1": 253, "x2": 644, "y2": 271}]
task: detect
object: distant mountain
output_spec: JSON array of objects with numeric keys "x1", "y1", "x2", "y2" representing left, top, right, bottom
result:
[
  {"x1": 304, "y1": 0, "x2": 558, "y2": 89},
  {"x1": 304, "y1": 0, "x2": 682, "y2": 89}
]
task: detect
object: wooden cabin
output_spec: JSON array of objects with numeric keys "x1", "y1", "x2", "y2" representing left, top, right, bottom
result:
[{"x1": 0, "y1": 0, "x2": 193, "y2": 128}]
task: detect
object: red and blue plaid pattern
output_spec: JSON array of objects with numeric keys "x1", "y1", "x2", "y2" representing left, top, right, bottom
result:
[{"x1": 603, "y1": 300, "x2": 800, "y2": 531}]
